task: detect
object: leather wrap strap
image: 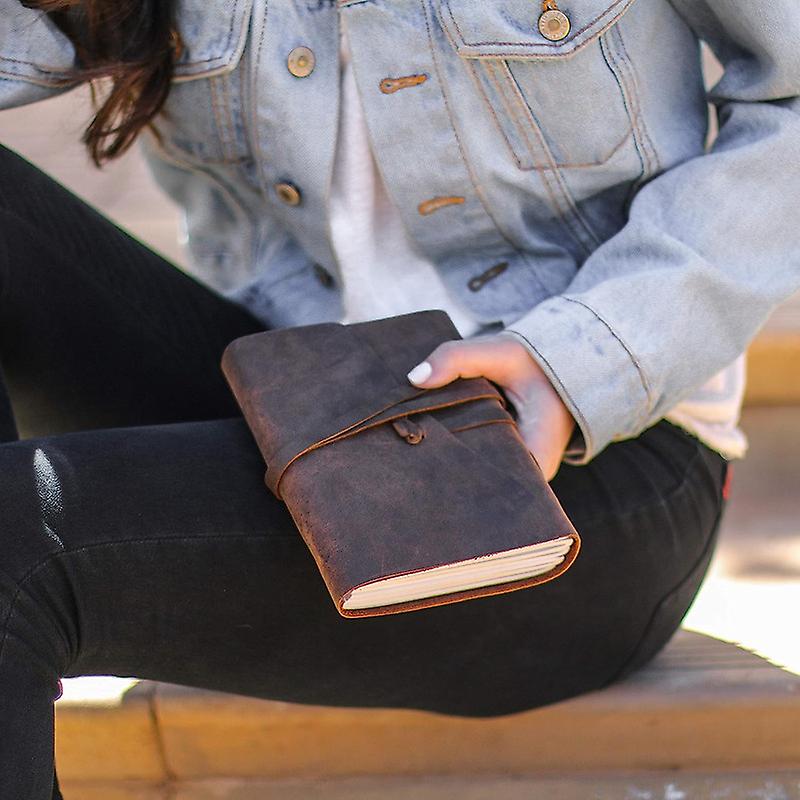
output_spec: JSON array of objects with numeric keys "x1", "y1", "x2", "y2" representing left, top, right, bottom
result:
[{"x1": 266, "y1": 380, "x2": 508, "y2": 500}]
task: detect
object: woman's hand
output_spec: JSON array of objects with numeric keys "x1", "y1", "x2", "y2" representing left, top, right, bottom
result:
[{"x1": 406, "y1": 334, "x2": 576, "y2": 481}]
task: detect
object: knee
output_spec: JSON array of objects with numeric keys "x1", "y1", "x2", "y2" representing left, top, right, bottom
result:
[
  {"x1": 0, "y1": 440, "x2": 70, "y2": 583},
  {"x1": 0, "y1": 440, "x2": 84, "y2": 667},
  {"x1": 0, "y1": 565, "x2": 73, "y2": 704}
]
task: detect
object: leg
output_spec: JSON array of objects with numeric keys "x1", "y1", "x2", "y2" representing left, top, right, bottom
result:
[
  {"x1": 0, "y1": 143, "x2": 265, "y2": 439},
  {"x1": 0, "y1": 143, "x2": 729, "y2": 791},
  {"x1": 0, "y1": 414, "x2": 727, "y2": 797},
  {"x1": 0, "y1": 141, "x2": 264, "y2": 796}
]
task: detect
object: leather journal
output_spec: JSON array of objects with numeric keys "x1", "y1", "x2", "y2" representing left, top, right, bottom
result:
[{"x1": 220, "y1": 310, "x2": 580, "y2": 618}]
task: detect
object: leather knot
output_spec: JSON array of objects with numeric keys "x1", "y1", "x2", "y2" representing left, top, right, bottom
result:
[{"x1": 391, "y1": 415, "x2": 425, "y2": 444}]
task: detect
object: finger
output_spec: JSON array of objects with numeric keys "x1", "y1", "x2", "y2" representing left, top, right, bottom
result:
[
  {"x1": 406, "y1": 338, "x2": 521, "y2": 389},
  {"x1": 521, "y1": 431, "x2": 562, "y2": 482}
]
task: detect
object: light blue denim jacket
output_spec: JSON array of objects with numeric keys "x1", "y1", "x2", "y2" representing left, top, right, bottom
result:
[{"x1": 2, "y1": 0, "x2": 799, "y2": 464}]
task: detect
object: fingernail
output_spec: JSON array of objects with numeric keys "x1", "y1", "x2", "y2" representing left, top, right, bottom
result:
[{"x1": 407, "y1": 361, "x2": 432, "y2": 385}]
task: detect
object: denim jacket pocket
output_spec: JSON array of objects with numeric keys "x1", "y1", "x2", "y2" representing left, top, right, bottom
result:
[
  {"x1": 153, "y1": 0, "x2": 255, "y2": 167},
  {"x1": 437, "y1": 0, "x2": 641, "y2": 171}
]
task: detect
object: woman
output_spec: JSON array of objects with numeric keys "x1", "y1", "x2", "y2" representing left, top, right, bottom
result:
[{"x1": 1, "y1": 0, "x2": 798, "y2": 796}]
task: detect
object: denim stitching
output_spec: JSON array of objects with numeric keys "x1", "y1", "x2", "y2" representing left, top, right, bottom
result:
[
  {"x1": 561, "y1": 129, "x2": 634, "y2": 169},
  {"x1": 0, "y1": 63, "x2": 77, "y2": 88},
  {"x1": 250, "y1": 0, "x2": 275, "y2": 204},
  {"x1": 144, "y1": 131, "x2": 256, "y2": 255},
  {"x1": 604, "y1": 28, "x2": 652, "y2": 181},
  {"x1": 238, "y1": 47, "x2": 252, "y2": 152},
  {"x1": 444, "y1": 63, "x2": 563, "y2": 294},
  {"x1": 487, "y1": 61, "x2": 552, "y2": 170},
  {"x1": 561, "y1": 295, "x2": 654, "y2": 417},
  {"x1": 471, "y1": 57, "x2": 635, "y2": 171},
  {"x1": 0, "y1": 57, "x2": 71, "y2": 73},
  {"x1": 441, "y1": 0, "x2": 636, "y2": 53},
  {"x1": 502, "y1": 328, "x2": 595, "y2": 458},
  {"x1": 614, "y1": 25, "x2": 662, "y2": 174},
  {"x1": 167, "y1": 76, "x2": 248, "y2": 167},
  {"x1": 175, "y1": 0, "x2": 244, "y2": 69},
  {"x1": 208, "y1": 76, "x2": 229, "y2": 162},
  {"x1": 597, "y1": 33, "x2": 649, "y2": 214},
  {"x1": 505, "y1": 60, "x2": 634, "y2": 169},
  {"x1": 486, "y1": 60, "x2": 596, "y2": 255},
  {"x1": 466, "y1": 61, "x2": 528, "y2": 170},
  {"x1": 235, "y1": 40, "x2": 262, "y2": 207},
  {"x1": 613, "y1": 29, "x2": 653, "y2": 176},
  {"x1": 599, "y1": 32, "x2": 647, "y2": 168},
  {"x1": 419, "y1": 0, "x2": 549, "y2": 295},
  {"x1": 449, "y1": 9, "x2": 636, "y2": 175},
  {"x1": 498, "y1": 62, "x2": 601, "y2": 251},
  {"x1": 221, "y1": 72, "x2": 241, "y2": 163},
  {"x1": 485, "y1": 62, "x2": 575, "y2": 232},
  {"x1": 211, "y1": 72, "x2": 241, "y2": 165}
]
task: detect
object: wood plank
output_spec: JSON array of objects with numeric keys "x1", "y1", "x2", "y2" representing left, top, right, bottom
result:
[
  {"x1": 152, "y1": 632, "x2": 800, "y2": 780},
  {"x1": 171, "y1": 772, "x2": 800, "y2": 800},
  {"x1": 55, "y1": 681, "x2": 167, "y2": 782}
]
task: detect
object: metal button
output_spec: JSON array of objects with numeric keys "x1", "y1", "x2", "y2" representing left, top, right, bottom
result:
[
  {"x1": 313, "y1": 263, "x2": 335, "y2": 287},
  {"x1": 274, "y1": 181, "x2": 302, "y2": 206},
  {"x1": 468, "y1": 261, "x2": 509, "y2": 292},
  {"x1": 538, "y1": 8, "x2": 571, "y2": 41},
  {"x1": 287, "y1": 46, "x2": 315, "y2": 78}
]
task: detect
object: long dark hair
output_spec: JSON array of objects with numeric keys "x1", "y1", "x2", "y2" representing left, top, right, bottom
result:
[{"x1": 20, "y1": 0, "x2": 181, "y2": 166}]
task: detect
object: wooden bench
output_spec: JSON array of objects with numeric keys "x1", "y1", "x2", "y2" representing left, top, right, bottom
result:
[
  {"x1": 745, "y1": 294, "x2": 800, "y2": 406},
  {"x1": 55, "y1": 630, "x2": 800, "y2": 799}
]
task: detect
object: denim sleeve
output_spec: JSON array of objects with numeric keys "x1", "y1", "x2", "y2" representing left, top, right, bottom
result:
[
  {"x1": 0, "y1": 1, "x2": 79, "y2": 111},
  {"x1": 502, "y1": 0, "x2": 800, "y2": 466}
]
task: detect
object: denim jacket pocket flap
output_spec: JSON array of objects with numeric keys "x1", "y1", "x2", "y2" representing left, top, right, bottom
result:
[
  {"x1": 172, "y1": 0, "x2": 253, "y2": 81},
  {"x1": 0, "y1": 1, "x2": 77, "y2": 85},
  {"x1": 438, "y1": 0, "x2": 638, "y2": 59},
  {"x1": 434, "y1": 0, "x2": 644, "y2": 172}
]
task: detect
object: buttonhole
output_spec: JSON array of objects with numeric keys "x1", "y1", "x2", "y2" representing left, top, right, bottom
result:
[
  {"x1": 468, "y1": 261, "x2": 509, "y2": 291},
  {"x1": 379, "y1": 74, "x2": 428, "y2": 94}
]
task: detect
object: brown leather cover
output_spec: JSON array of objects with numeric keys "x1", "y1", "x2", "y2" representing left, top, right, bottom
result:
[{"x1": 220, "y1": 310, "x2": 580, "y2": 618}]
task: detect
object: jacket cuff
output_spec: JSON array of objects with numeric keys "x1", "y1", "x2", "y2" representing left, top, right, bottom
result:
[{"x1": 497, "y1": 295, "x2": 653, "y2": 465}]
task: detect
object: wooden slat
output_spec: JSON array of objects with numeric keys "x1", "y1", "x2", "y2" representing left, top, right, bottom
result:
[
  {"x1": 169, "y1": 772, "x2": 800, "y2": 800},
  {"x1": 149, "y1": 631, "x2": 800, "y2": 780}
]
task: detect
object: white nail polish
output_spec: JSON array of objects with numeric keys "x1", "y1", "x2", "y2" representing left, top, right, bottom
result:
[{"x1": 407, "y1": 361, "x2": 432, "y2": 385}]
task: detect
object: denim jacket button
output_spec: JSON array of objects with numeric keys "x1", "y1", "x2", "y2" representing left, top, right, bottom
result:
[
  {"x1": 468, "y1": 261, "x2": 509, "y2": 291},
  {"x1": 274, "y1": 182, "x2": 302, "y2": 206},
  {"x1": 538, "y1": 8, "x2": 571, "y2": 41},
  {"x1": 313, "y1": 263, "x2": 335, "y2": 287},
  {"x1": 287, "y1": 46, "x2": 315, "y2": 78}
]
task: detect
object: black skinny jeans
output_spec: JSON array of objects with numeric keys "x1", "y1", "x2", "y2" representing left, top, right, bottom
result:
[{"x1": 0, "y1": 144, "x2": 730, "y2": 799}]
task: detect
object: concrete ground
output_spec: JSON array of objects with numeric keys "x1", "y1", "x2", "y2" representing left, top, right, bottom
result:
[{"x1": 2, "y1": 84, "x2": 799, "y2": 700}]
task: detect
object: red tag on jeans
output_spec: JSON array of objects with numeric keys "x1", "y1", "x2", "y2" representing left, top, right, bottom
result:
[{"x1": 722, "y1": 462, "x2": 734, "y2": 501}]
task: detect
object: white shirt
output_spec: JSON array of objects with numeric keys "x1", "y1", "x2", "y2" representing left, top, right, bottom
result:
[{"x1": 329, "y1": 29, "x2": 747, "y2": 462}]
